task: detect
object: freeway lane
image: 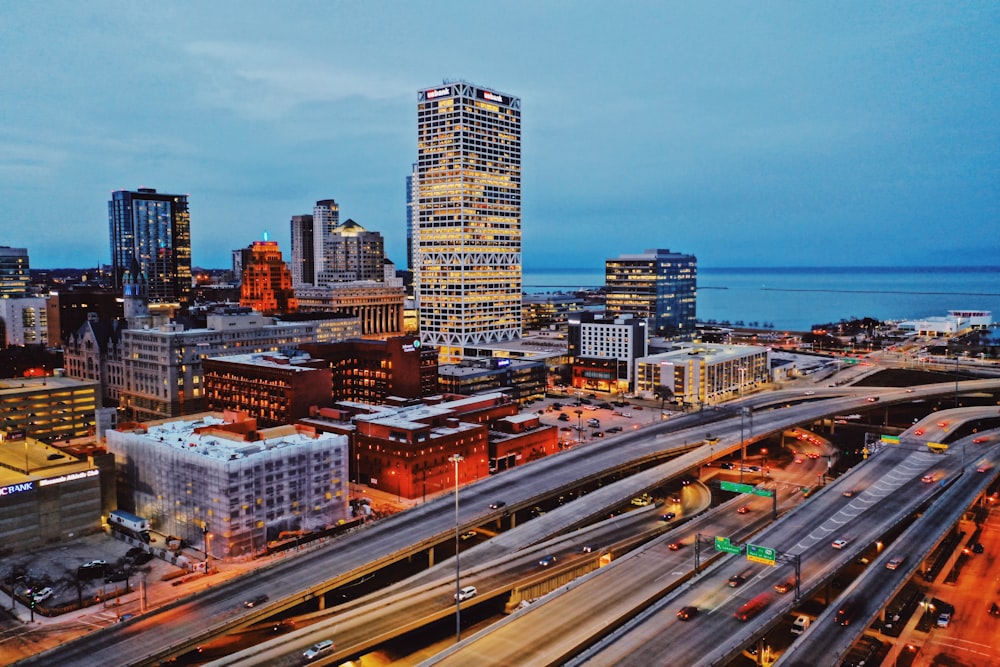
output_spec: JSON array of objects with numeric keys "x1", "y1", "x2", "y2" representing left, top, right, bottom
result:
[
  {"x1": 422, "y1": 440, "x2": 969, "y2": 666},
  {"x1": 19, "y1": 381, "x2": 999, "y2": 666}
]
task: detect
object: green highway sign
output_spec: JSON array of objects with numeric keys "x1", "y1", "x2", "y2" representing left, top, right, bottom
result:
[
  {"x1": 720, "y1": 481, "x2": 755, "y2": 494},
  {"x1": 752, "y1": 488, "x2": 774, "y2": 497},
  {"x1": 746, "y1": 543, "x2": 777, "y2": 565},
  {"x1": 715, "y1": 536, "x2": 741, "y2": 554}
]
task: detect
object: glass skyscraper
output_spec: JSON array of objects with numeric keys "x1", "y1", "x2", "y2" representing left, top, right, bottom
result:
[
  {"x1": 108, "y1": 188, "x2": 192, "y2": 307},
  {"x1": 414, "y1": 81, "x2": 522, "y2": 360},
  {"x1": 605, "y1": 249, "x2": 697, "y2": 338}
]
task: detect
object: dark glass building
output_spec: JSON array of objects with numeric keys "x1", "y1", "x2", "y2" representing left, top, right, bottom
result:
[
  {"x1": 605, "y1": 249, "x2": 697, "y2": 338},
  {"x1": 108, "y1": 188, "x2": 192, "y2": 307}
]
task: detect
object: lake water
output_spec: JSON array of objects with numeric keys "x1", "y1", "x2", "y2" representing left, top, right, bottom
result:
[{"x1": 523, "y1": 266, "x2": 1000, "y2": 332}]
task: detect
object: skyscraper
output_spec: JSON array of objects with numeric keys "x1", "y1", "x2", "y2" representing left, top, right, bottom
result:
[
  {"x1": 289, "y1": 214, "x2": 315, "y2": 287},
  {"x1": 108, "y1": 188, "x2": 192, "y2": 307},
  {"x1": 414, "y1": 81, "x2": 522, "y2": 360},
  {"x1": 313, "y1": 199, "x2": 339, "y2": 280},
  {"x1": 0, "y1": 246, "x2": 30, "y2": 298},
  {"x1": 316, "y1": 219, "x2": 385, "y2": 284},
  {"x1": 605, "y1": 249, "x2": 697, "y2": 338},
  {"x1": 240, "y1": 240, "x2": 298, "y2": 315}
]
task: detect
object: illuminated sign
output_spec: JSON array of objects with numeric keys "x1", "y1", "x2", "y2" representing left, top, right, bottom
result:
[
  {"x1": 1, "y1": 481, "x2": 34, "y2": 496},
  {"x1": 38, "y1": 469, "x2": 100, "y2": 487},
  {"x1": 426, "y1": 87, "x2": 451, "y2": 99},
  {"x1": 402, "y1": 340, "x2": 422, "y2": 353},
  {"x1": 476, "y1": 88, "x2": 506, "y2": 104},
  {"x1": 496, "y1": 358, "x2": 511, "y2": 368},
  {"x1": 746, "y1": 543, "x2": 777, "y2": 566}
]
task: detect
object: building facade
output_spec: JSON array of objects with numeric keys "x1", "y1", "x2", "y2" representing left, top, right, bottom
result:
[
  {"x1": 300, "y1": 336, "x2": 438, "y2": 404},
  {"x1": 605, "y1": 249, "x2": 697, "y2": 338},
  {"x1": 289, "y1": 214, "x2": 315, "y2": 287},
  {"x1": 295, "y1": 282, "x2": 405, "y2": 338},
  {"x1": 414, "y1": 82, "x2": 522, "y2": 359},
  {"x1": 635, "y1": 343, "x2": 769, "y2": 407},
  {"x1": 240, "y1": 240, "x2": 298, "y2": 315},
  {"x1": 0, "y1": 296, "x2": 48, "y2": 347},
  {"x1": 567, "y1": 312, "x2": 648, "y2": 393},
  {"x1": 0, "y1": 246, "x2": 30, "y2": 298},
  {"x1": 108, "y1": 188, "x2": 192, "y2": 308},
  {"x1": 203, "y1": 352, "x2": 331, "y2": 428},
  {"x1": 106, "y1": 413, "x2": 350, "y2": 558},
  {"x1": 313, "y1": 199, "x2": 339, "y2": 281},
  {"x1": 0, "y1": 375, "x2": 101, "y2": 443},
  {"x1": 315, "y1": 219, "x2": 386, "y2": 285},
  {"x1": 45, "y1": 287, "x2": 121, "y2": 348},
  {"x1": 437, "y1": 357, "x2": 546, "y2": 404}
]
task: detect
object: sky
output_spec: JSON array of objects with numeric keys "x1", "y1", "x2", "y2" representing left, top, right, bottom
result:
[{"x1": 2, "y1": 2, "x2": 997, "y2": 271}]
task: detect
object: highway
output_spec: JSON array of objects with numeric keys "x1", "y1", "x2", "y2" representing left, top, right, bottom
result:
[{"x1": 16, "y1": 380, "x2": 1000, "y2": 666}]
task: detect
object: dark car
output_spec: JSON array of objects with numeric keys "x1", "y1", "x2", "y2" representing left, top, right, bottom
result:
[
  {"x1": 972, "y1": 543, "x2": 984, "y2": 554},
  {"x1": 660, "y1": 512, "x2": 676, "y2": 521},
  {"x1": 677, "y1": 605, "x2": 699, "y2": 621},
  {"x1": 538, "y1": 555, "x2": 557, "y2": 567},
  {"x1": 728, "y1": 574, "x2": 747, "y2": 587},
  {"x1": 836, "y1": 599, "x2": 859, "y2": 626},
  {"x1": 489, "y1": 500, "x2": 506, "y2": 509},
  {"x1": 243, "y1": 594, "x2": 269, "y2": 608}
]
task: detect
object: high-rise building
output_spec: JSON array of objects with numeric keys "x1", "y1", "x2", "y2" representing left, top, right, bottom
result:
[
  {"x1": 605, "y1": 249, "x2": 697, "y2": 338},
  {"x1": 405, "y1": 165, "x2": 416, "y2": 271},
  {"x1": 108, "y1": 188, "x2": 192, "y2": 308},
  {"x1": 0, "y1": 246, "x2": 30, "y2": 298},
  {"x1": 289, "y1": 214, "x2": 315, "y2": 286},
  {"x1": 414, "y1": 82, "x2": 522, "y2": 360},
  {"x1": 313, "y1": 199, "x2": 339, "y2": 280},
  {"x1": 240, "y1": 240, "x2": 298, "y2": 315},
  {"x1": 316, "y1": 219, "x2": 385, "y2": 285}
]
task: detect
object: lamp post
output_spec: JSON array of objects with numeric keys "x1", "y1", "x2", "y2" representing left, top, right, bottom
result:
[
  {"x1": 449, "y1": 453, "x2": 464, "y2": 643},
  {"x1": 760, "y1": 448, "x2": 768, "y2": 480},
  {"x1": 739, "y1": 407, "x2": 750, "y2": 484}
]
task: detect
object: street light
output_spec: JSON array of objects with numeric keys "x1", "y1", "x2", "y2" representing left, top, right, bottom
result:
[{"x1": 449, "y1": 453, "x2": 464, "y2": 643}]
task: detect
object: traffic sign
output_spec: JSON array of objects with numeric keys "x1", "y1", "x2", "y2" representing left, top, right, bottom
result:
[
  {"x1": 746, "y1": 543, "x2": 777, "y2": 566},
  {"x1": 715, "y1": 536, "x2": 740, "y2": 554},
  {"x1": 720, "y1": 481, "x2": 755, "y2": 494},
  {"x1": 751, "y1": 488, "x2": 774, "y2": 497}
]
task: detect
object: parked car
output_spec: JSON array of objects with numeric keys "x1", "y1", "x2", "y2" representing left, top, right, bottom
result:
[{"x1": 31, "y1": 587, "x2": 53, "y2": 603}]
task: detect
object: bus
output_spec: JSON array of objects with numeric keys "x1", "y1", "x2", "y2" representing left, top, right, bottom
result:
[{"x1": 735, "y1": 592, "x2": 772, "y2": 621}]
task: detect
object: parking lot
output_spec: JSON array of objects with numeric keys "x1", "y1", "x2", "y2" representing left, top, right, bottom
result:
[{"x1": 526, "y1": 389, "x2": 673, "y2": 447}]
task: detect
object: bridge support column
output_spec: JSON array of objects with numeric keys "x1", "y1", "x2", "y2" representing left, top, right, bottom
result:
[
  {"x1": 428, "y1": 546, "x2": 434, "y2": 568},
  {"x1": 317, "y1": 595, "x2": 325, "y2": 611}
]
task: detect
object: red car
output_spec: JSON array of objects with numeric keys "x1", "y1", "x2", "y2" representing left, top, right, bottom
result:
[
  {"x1": 668, "y1": 542, "x2": 683, "y2": 551},
  {"x1": 737, "y1": 506, "x2": 749, "y2": 514}
]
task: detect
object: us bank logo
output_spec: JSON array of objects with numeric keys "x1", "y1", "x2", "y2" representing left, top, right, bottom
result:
[{"x1": 0, "y1": 481, "x2": 34, "y2": 496}]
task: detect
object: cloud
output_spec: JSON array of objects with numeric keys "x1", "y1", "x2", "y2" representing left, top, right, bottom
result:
[{"x1": 182, "y1": 41, "x2": 411, "y2": 120}]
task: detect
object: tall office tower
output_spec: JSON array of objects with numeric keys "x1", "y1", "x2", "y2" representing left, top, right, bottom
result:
[
  {"x1": 414, "y1": 81, "x2": 522, "y2": 360},
  {"x1": 405, "y1": 164, "x2": 416, "y2": 271},
  {"x1": 240, "y1": 240, "x2": 298, "y2": 315},
  {"x1": 316, "y1": 219, "x2": 386, "y2": 285},
  {"x1": 605, "y1": 249, "x2": 697, "y2": 338},
  {"x1": 108, "y1": 188, "x2": 192, "y2": 308},
  {"x1": 312, "y1": 199, "x2": 339, "y2": 279},
  {"x1": 289, "y1": 214, "x2": 315, "y2": 286},
  {"x1": 0, "y1": 246, "x2": 30, "y2": 298}
]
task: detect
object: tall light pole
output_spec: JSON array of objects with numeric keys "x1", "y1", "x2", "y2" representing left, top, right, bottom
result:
[
  {"x1": 449, "y1": 453, "x2": 464, "y2": 642},
  {"x1": 739, "y1": 407, "x2": 750, "y2": 484}
]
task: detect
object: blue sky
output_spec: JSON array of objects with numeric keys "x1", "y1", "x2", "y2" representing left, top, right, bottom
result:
[{"x1": 2, "y1": 2, "x2": 997, "y2": 270}]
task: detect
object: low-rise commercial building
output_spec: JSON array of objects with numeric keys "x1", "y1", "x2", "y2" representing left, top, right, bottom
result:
[
  {"x1": 636, "y1": 343, "x2": 769, "y2": 407},
  {"x1": 0, "y1": 375, "x2": 101, "y2": 443}
]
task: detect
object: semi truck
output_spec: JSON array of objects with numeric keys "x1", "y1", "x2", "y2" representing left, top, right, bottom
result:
[{"x1": 108, "y1": 509, "x2": 151, "y2": 543}]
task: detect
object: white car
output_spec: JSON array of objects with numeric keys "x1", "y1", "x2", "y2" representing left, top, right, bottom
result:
[
  {"x1": 831, "y1": 539, "x2": 849, "y2": 550},
  {"x1": 455, "y1": 585, "x2": 477, "y2": 601},
  {"x1": 303, "y1": 639, "x2": 334, "y2": 660},
  {"x1": 32, "y1": 587, "x2": 54, "y2": 603}
]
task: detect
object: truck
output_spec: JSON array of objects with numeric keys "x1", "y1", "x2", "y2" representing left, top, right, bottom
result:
[
  {"x1": 734, "y1": 592, "x2": 772, "y2": 621},
  {"x1": 108, "y1": 509, "x2": 151, "y2": 543}
]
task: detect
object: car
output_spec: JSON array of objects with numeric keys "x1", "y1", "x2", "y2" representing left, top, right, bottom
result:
[
  {"x1": 804, "y1": 390, "x2": 816, "y2": 396},
  {"x1": 807, "y1": 453, "x2": 820, "y2": 460},
  {"x1": 131, "y1": 551, "x2": 154, "y2": 565},
  {"x1": 83, "y1": 560, "x2": 106, "y2": 568},
  {"x1": 243, "y1": 594, "x2": 269, "y2": 608},
  {"x1": 727, "y1": 574, "x2": 746, "y2": 588},
  {"x1": 719, "y1": 462, "x2": 735, "y2": 470},
  {"x1": 538, "y1": 555, "x2": 557, "y2": 567},
  {"x1": 31, "y1": 587, "x2": 53, "y2": 603},
  {"x1": 842, "y1": 489, "x2": 855, "y2": 498},
  {"x1": 606, "y1": 426, "x2": 623, "y2": 433},
  {"x1": 670, "y1": 495, "x2": 682, "y2": 503},
  {"x1": 832, "y1": 539, "x2": 849, "y2": 549},
  {"x1": 973, "y1": 436, "x2": 989, "y2": 444},
  {"x1": 972, "y1": 542, "x2": 984, "y2": 554},
  {"x1": 835, "y1": 600, "x2": 859, "y2": 626},
  {"x1": 914, "y1": 428, "x2": 925, "y2": 436},
  {"x1": 302, "y1": 639, "x2": 335, "y2": 660},
  {"x1": 774, "y1": 580, "x2": 794, "y2": 594},
  {"x1": 631, "y1": 495, "x2": 653, "y2": 507},
  {"x1": 460, "y1": 530, "x2": 478, "y2": 541},
  {"x1": 866, "y1": 396, "x2": 880, "y2": 402},
  {"x1": 557, "y1": 413, "x2": 569, "y2": 421},
  {"x1": 581, "y1": 545, "x2": 593, "y2": 553},
  {"x1": 794, "y1": 457, "x2": 804, "y2": 464},
  {"x1": 937, "y1": 420, "x2": 948, "y2": 428},
  {"x1": 676, "y1": 605, "x2": 699, "y2": 621},
  {"x1": 922, "y1": 474, "x2": 935, "y2": 483},
  {"x1": 592, "y1": 431, "x2": 604, "y2": 438},
  {"x1": 977, "y1": 465, "x2": 990, "y2": 473},
  {"x1": 681, "y1": 478, "x2": 692, "y2": 486},
  {"x1": 668, "y1": 542, "x2": 683, "y2": 551},
  {"x1": 886, "y1": 556, "x2": 905, "y2": 570},
  {"x1": 937, "y1": 611, "x2": 951, "y2": 628},
  {"x1": 455, "y1": 585, "x2": 477, "y2": 601},
  {"x1": 660, "y1": 512, "x2": 676, "y2": 521},
  {"x1": 488, "y1": 500, "x2": 506, "y2": 509},
  {"x1": 736, "y1": 506, "x2": 749, "y2": 514}
]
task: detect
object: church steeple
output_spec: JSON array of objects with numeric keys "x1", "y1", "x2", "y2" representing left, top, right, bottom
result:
[{"x1": 122, "y1": 256, "x2": 151, "y2": 328}]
